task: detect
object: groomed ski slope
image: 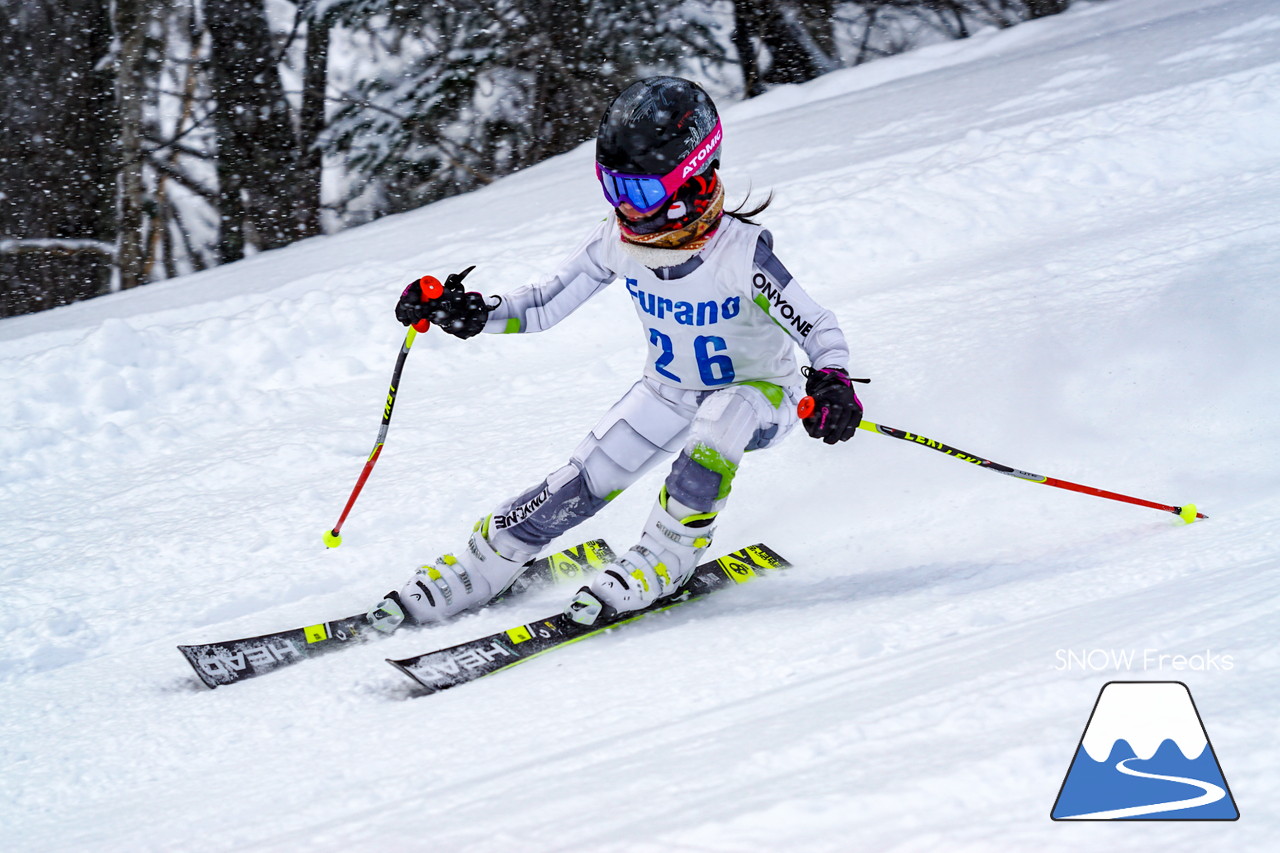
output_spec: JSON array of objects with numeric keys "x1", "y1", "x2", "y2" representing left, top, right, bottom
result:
[{"x1": 2, "y1": 0, "x2": 1278, "y2": 849}]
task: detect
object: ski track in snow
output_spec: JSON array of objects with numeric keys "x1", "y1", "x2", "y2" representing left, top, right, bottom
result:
[{"x1": 2, "y1": 0, "x2": 1279, "y2": 850}]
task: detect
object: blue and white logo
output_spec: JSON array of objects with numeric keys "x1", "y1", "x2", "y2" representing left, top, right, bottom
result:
[{"x1": 1051, "y1": 681, "x2": 1239, "y2": 820}]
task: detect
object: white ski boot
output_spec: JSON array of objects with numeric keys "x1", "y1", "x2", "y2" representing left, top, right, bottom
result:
[
  {"x1": 368, "y1": 518, "x2": 535, "y2": 630},
  {"x1": 566, "y1": 491, "x2": 715, "y2": 626}
]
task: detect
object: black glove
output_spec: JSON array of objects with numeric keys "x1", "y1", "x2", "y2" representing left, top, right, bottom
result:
[
  {"x1": 801, "y1": 366, "x2": 865, "y2": 445},
  {"x1": 394, "y1": 265, "x2": 492, "y2": 339}
]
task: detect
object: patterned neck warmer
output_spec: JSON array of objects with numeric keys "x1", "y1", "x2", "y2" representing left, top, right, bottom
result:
[{"x1": 617, "y1": 171, "x2": 725, "y2": 251}]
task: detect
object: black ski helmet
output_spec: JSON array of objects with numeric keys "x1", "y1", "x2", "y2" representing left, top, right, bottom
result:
[{"x1": 596, "y1": 76, "x2": 721, "y2": 179}]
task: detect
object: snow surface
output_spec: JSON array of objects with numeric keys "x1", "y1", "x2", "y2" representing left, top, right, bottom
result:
[{"x1": 3, "y1": 0, "x2": 1279, "y2": 849}]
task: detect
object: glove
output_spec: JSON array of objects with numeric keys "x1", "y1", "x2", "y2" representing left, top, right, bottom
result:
[
  {"x1": 801, "y1": 366, "x2": 864, "y2": 445},
  {"x1": 394, "y1": 265, "x2": 492, "y2": 339}
]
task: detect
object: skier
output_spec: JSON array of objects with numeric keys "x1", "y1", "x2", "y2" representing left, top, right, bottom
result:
[{"x1": 368, "y1": 76, "x2": 862, "y2": 630}]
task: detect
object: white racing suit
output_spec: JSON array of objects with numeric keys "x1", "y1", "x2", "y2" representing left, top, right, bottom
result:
[
  {"x1": 380, "y1": 214, "x2": 853, "y2": 626},
  {"x1": 477, "y1": 214, "x2": 851, "y2": 574}
]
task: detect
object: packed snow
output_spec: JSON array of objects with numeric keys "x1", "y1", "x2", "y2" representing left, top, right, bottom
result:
[{"x1": 3, "y1": 0, "x2": 1278, "y2": 849}]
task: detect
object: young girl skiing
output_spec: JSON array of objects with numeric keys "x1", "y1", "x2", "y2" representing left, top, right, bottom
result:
[{"x1": 369, "y1": 76, "x2": 862, "y2": 630}]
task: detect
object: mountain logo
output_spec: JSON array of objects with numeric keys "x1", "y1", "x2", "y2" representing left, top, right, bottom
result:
[{"x1": 1051, "y1": 681, "x2": 1239, "y2": 821}]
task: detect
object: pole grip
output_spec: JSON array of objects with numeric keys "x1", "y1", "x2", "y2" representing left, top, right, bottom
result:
[
  {"x1": 412, "y1": 275, "x2": 444, "y2": 332},
  {"x1": 797, "y1": 396, "x2": 815, "y2": 419}
]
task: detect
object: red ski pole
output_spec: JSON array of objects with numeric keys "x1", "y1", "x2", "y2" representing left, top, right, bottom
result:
[
  {"x1": 797, "y1": 397, "x2": 1207, "y2": 523},
  {"x1": 324, "y1": 276, "x2": 445, "y2": 547}
]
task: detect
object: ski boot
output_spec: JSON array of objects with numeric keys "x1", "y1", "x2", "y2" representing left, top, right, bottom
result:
[
  {"x1": 566, "y1": 490, "x2": 715, "y2": 627},
  {"x1": 367, "y1": 518, "x2": 535, "y2": 631}
]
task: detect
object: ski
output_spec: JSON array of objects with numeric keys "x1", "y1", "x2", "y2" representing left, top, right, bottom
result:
[
  {"x1": 388, "y1": 543, "x2": 789, "y2": 695},
  {"x1": 178, "y1": 539, "x2": 617, "y2": 688}
]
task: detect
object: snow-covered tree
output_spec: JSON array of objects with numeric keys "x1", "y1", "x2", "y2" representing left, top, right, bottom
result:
[
  {"x1": 204, "y1": 0, "x2": 330, "y2": 262},
  {"x1": 322, "y1": 0, "x2": 724, "y2": 219}
]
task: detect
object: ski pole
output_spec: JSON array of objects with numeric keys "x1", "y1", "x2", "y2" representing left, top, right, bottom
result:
[
  {"x1": 324, "y1": 276, "x2": 444, "y2": 547},
  {"x1": 796, "y1": 397, "x2": 1206, "y2": 523}
]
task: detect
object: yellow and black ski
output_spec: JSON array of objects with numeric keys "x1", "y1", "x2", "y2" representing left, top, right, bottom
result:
[
  {"x1": 388, "y1": 544, "x2": 789, "y2": 695},
  {"x1": 178, "y1": 539, "x2": 616, "y2": 688}
]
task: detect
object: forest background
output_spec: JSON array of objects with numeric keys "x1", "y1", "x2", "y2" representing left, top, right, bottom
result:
[{"x1": 0, "y1": 0, "x2": 1072, "y2": 318}]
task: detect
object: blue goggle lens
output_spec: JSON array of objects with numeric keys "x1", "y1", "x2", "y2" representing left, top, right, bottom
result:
[{"x1": 599, "y1": 170, "x2": 671, "y2": 214}]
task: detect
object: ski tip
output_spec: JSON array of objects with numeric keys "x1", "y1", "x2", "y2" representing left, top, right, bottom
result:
[
  {"x1": 1178, "y1": 504, "x2": 1206, "y2": 524},
  {"x1": 324, "y1": 529, "x2": 343, "y2": 548},
  {"x1": 386, "y1": 658, "x2": 437, "y2": 694},
  {"x1": 176, "y1": 646, "x2": 220, "y2": 690}
]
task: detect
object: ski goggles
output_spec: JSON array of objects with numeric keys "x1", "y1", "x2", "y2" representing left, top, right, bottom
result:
[{"x1": 596, "y1": 119, "x2": 723, "y2": 215}]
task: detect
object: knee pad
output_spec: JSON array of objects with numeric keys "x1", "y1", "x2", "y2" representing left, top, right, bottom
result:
[
  {"x1": 665, "y1": 385, "x2": 785, "y2": 512},
  {"x1": 665, "y1": 447, "x2": 735, "y2": 514}
]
